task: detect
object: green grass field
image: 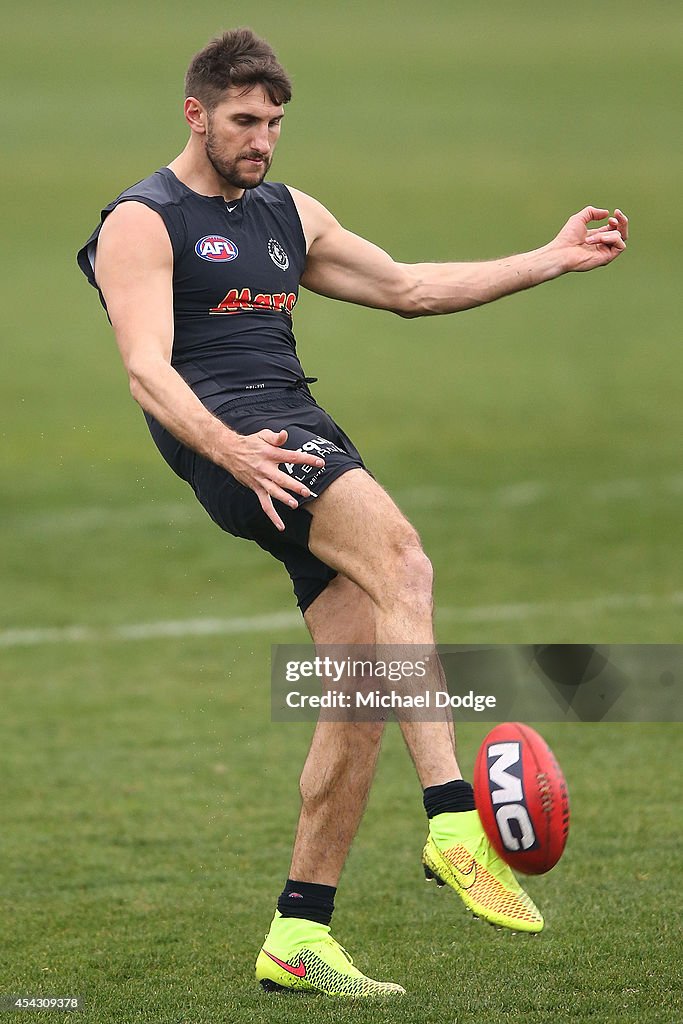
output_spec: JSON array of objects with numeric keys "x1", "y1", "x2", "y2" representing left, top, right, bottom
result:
[{"x1": 1, "y1": 1, "x2": 682, "y2": 1021}]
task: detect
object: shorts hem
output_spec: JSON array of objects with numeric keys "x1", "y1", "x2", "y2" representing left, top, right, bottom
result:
[
  {"x1": 297, "y1": 573, "x2": 339, "y2": 615},
  {"x1": 298, "y1": 460, "x2": 369, "y2": 506}
]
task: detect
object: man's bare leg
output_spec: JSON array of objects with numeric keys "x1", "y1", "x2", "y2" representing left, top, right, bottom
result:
[
  {"x1": 287, "y1": 574, "x2": 385, "y2": 886},
  {"x1": 257, "y1": 563, "x2": 406, "y2": 993},
  {"x1": 298, "y1": 468, "x2": 543, "y2": 938},
  {"x1": 257, "y1": 468, "x2": 541, "y2": 998}
]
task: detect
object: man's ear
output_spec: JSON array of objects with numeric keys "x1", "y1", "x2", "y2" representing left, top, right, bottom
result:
[{"x1": 184, "y1": 97, "x2": 207, "y2": 135}]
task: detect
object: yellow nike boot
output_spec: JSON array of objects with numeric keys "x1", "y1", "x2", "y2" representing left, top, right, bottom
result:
[
  {"x1": 422, "y1": 810, "x2": 544, "y2": 932},
  {"x1": 256, "y1": 912, "x2": 405, "y2": 996}
]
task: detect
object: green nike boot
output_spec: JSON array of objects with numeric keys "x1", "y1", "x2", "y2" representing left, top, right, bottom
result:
[
  {"x1": 256, "y1": 912, "x2": 405, "y2": 996},
  {"x1": 422, "y1": 810, "x2": 544, "y2": 932}
]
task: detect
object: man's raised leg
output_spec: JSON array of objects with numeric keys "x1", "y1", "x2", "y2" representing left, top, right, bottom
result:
[{"x1": 305, "y1": 469, "x2": 544, "y2": 933}]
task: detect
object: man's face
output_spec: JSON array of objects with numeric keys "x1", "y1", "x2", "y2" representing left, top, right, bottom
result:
[{"x1": 204, "y1": 85, "x2": 284, "y2": 190}]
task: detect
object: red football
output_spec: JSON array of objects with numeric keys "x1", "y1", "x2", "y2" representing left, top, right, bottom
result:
[{"x1": 473, "y1": 722, "x2": 570, "y2": 875}]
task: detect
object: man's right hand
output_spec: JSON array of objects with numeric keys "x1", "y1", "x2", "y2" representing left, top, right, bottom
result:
[
  {"x1": 95, "y1": 203, "x2": 324, "y2": 535},
  {"x1": 226, "y1": 428, "x2": 324, "y2": 531}
]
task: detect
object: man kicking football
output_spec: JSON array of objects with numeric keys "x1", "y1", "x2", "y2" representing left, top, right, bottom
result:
[{"x1": 77, "y1": 27, "x2": 627, "y2": 996}]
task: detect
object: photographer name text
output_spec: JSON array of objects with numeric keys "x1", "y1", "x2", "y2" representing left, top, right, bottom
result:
[{"x1": 283, "y1": 689, "x2": 497, "y2": 712}]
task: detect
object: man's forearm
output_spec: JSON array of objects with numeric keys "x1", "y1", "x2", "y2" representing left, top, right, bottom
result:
[
  {"x1": 127, "y1": 356, "x2": 239, "y2": 468},
  {"x1": 403, "y1": 243, "x2": 566, "y2": 317}
]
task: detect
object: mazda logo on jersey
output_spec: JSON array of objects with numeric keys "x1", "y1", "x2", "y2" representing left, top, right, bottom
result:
[{"x1": 195, "y1": 235, "x2": 239, "y2": 262}]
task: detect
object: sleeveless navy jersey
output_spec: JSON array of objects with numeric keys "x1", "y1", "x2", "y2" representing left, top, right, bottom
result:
[{"x1": 77, "y1": 167, "x2": 311, "y2": 410}]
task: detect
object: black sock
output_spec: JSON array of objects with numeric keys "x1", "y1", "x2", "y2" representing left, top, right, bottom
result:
[
  {"x1": 423, "y1": 779, "x2": 475, "y2": 818},
  {"x1": 277, "y1": 878, "x2": 336, "y2": 926}
]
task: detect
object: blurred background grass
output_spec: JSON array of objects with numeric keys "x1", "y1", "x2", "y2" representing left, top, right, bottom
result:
[{"x1": 1, "y1": 2, "x2": 682, "y2": 1021}]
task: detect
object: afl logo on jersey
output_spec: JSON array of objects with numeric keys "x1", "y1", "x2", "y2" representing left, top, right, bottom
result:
[
  {"x1": 195, "y1": 235, "x2": 239, "y2": 262},
  {"x1": 268, "y1": 237, "x2": 289, "y2": 271}
]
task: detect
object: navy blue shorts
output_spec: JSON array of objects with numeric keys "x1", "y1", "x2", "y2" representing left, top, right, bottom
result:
[{"x1": 145, "y1": 388, "x2": 369, "y2": 613}]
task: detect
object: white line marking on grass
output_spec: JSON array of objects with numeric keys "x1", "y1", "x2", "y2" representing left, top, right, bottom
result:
[
  {"x1": 396, "y1": 474, "x2": 683, "y2": 510},
  {"x1": 437, "y1": 591, "x2": 683, "y2": 623},
  {"x1": 10, "y1": 502, "x2": 197, "y2": 534},
  {"x1": 2, "y1": 593, "x2": 682, "y2": 649},
  {"x1": 0, "y1": 612, "x2": 301, "y2": 648},
  {"x1": 114, "y1": 612, "x2": 300, "y2": 641},
  {"x1": 0, "y1": 625, "x2": 96, "y2": 647}
]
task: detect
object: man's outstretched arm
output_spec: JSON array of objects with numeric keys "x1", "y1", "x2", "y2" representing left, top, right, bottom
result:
[{"x1": 289, "y1": 187, "x2": 628, "y2": 318}]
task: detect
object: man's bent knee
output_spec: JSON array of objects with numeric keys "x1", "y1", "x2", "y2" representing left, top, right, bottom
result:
[
  {"x1": 307, "y1": 470, "x2": 433, "y2": 614},
  {"x1": 381, "y1": 533, "x2": 434, "y2": 617}
]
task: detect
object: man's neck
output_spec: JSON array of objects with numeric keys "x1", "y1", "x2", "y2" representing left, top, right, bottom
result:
[{"x1": 167, "y1": 144, "x2": 244, "y2": 202}]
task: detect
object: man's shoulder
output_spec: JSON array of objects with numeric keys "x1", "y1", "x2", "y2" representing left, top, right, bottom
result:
[
  {"x1": 77, "y1": 169, "x2": 185, "y2": 288},
  {"x1": 250, "y1": 180, "x2": 293, "y2": 207},
  {"x1": 114, "y1": 167, "x2": 184, "y2": 209}
]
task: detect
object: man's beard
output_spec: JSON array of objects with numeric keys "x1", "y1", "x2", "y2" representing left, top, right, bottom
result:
[{"x1": 205, "y1": 124, "x2": 272, "y2": 190}]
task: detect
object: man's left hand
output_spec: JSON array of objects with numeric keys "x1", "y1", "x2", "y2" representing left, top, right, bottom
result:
[{"x1": 551, "y1": 206, "x2": 628, "y2": 273}]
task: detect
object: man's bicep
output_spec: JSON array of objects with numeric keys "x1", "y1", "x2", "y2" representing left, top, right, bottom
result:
[
  {"x1": 95, "y1": 201, "x2": 175, "y2": 369},
  {"x1": 288, "y1": 187, "x2": 412, "y2": 312},
  {"x1": 301, "y1": 224, "x2": 411, "y2": 311}
]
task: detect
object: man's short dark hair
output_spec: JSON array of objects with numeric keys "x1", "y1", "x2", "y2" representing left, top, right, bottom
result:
[{"x1": 185, "y1": 28, "x2": 292, "y2": 111}]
